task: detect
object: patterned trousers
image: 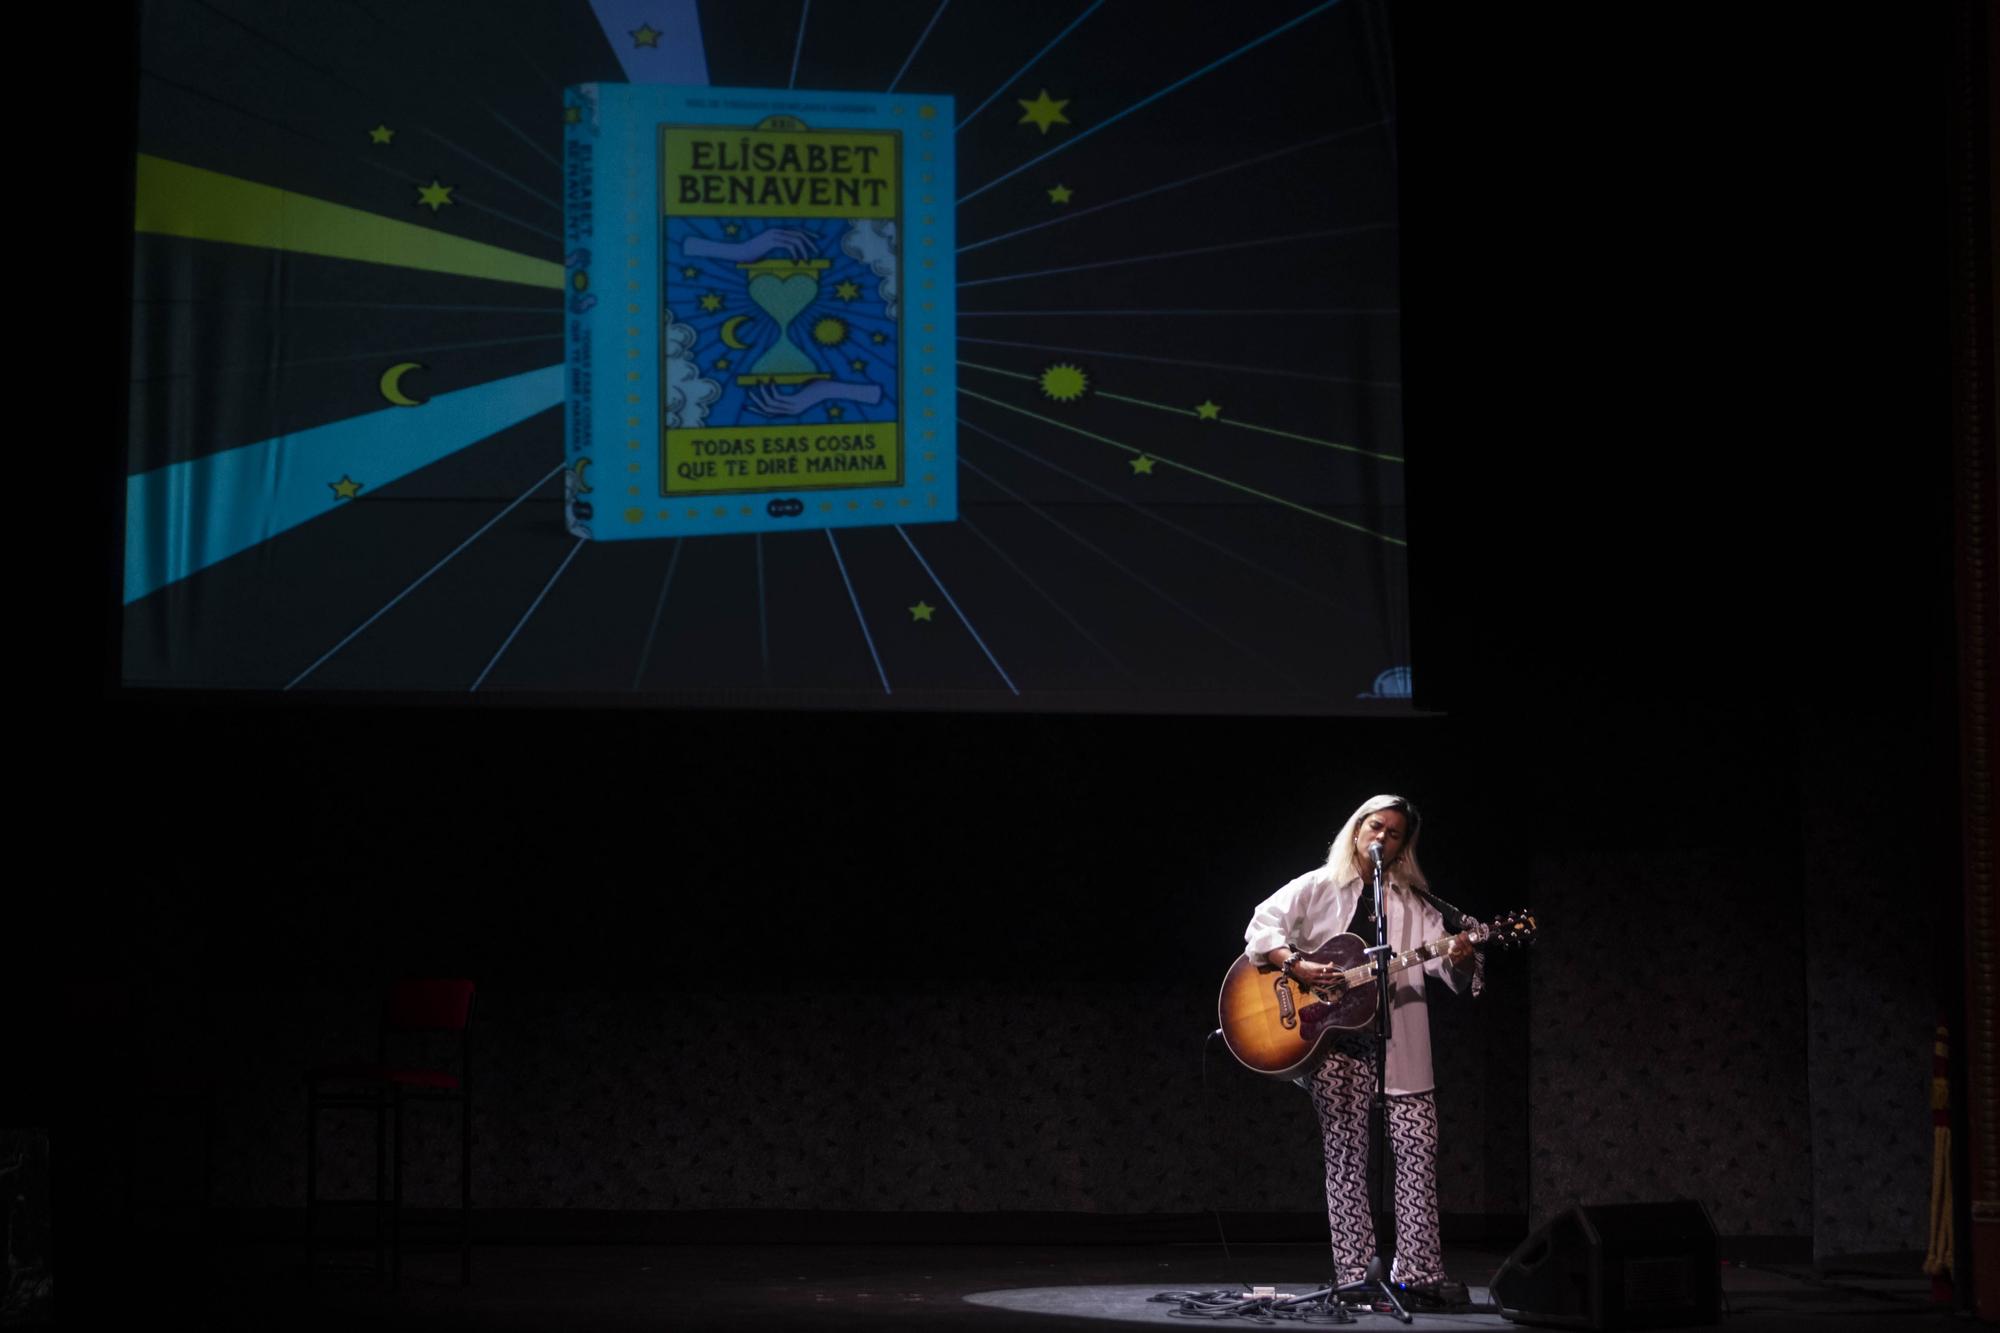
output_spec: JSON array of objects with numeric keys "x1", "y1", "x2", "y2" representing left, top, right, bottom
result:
[{"x1": 1304, "y1": 1040, "x2": 1445, "y2": 1287}]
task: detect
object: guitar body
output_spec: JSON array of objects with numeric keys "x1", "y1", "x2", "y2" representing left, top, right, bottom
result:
[
  {"x1": 1217, "y1": 934, "x2": 1381, "y2": 1080},
  {"x1": 1216, "y1": 909, "x2": 1536, "y2": 1080}
]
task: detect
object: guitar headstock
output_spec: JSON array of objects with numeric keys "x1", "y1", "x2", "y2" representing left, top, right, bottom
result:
[{"x1": 1478, "y1": 909, "x2": 1538, "y2": 949}]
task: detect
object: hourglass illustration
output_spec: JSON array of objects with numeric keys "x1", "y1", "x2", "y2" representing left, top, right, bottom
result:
[{"x1": 736, "y1": 258, "x2": 832, "y2": 386}]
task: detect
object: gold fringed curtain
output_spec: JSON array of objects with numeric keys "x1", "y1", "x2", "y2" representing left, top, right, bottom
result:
[{"x1": 1925, "y1": 1024, "x2": 1953, "y2": 1291}]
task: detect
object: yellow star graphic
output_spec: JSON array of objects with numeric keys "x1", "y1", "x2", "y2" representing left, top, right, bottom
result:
[
  {"x1": 870, "y1": 331, "x2": 886, "y2": 344},
  {"x1": 723, "y1": 223, "x2": 740, "y2": 236},
  {"x1": 330, "y1": 475, "x2": 364, "y2": 499},
  {"x1": 910, "y1": 601, "x2": 936, "y2": 622},
  {"x1": 369, "y1": 124, "x2": 394, "y2": 144},
  {"x1": 1047, "y1": 184, "x2": 1073, "y2": 204},
  {"x1": 699, "y1": 292, "x2": 723, "y2": 313},
  {"x1": 631, "y1": 24, "x2": 661, "y2": 47},
  {"x1": 827, "y1": 405, "x2": 844, "y2": 419},
  {"x1": 681, "y1": 266, "x2": 699, "y2": 278},
  {"x1": 714, "y1": 357, "x2": 731, "y2": 371},
  {"x1": 1017, "y1": 89, "x2": 1071, "y2": 134},
  {"x1": 1195, "y1": 400, "x2": 1221, "y2": 420},
  {"x1": 1129, "y1": 456, "x2": 1155, "y2": 475},
  {"x1": 416, "y1": 179, "x2": 454, "y2": 211},
  {"x1": 834, "y1": 280, "x2": 860, "y2": 301},
  {"x1": 918, "y1": 104, "x2": 937, "y2": 119},
  {"x1": 562, "y1": 106, "x2": 581, "y2": 125},
  {"x1": 851, "y1": 358, "x2": 867, "y2": 371}
]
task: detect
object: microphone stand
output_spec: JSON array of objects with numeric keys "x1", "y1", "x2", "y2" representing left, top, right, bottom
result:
[{"x1": 1339, "y1": 848, "x2": 1411, "y2": 1322}]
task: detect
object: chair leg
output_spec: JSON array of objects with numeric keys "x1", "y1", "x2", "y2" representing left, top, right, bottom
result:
[
  {"x1": 391, "y1": 1087, "x2": 404, "y2": 1291},
  {"x1": 305, "y1": 1092, "x2": 318, "y2": 1279},
  {"x1": 460, "y1": 1094, "x2": 472, "y2": 1285},
  {"x1": 199, "y1": 1089, "x2": 214, "y2": 1258},
  {"x1": 375, "y1": 1097, "x2": 387, "y2": 1280},
  {"x1": 122, "y1": 1103, "x2": 136, "y2": 1251}
]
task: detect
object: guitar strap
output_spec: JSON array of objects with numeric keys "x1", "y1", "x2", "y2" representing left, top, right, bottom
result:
[{"x1": 1410, "y1": 884, "x2": 1468, "y2": 932}]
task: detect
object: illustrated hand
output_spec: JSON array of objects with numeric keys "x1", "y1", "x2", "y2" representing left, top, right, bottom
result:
[
  {"x1": 746, "y1": 381, "x2": 885, "y2": 416},
  {"x1": 682, "y1": 228, "x2": 820, "y2": 263}
]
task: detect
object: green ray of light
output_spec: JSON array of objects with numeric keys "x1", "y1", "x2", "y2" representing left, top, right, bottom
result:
[
  {"x1": 962, "y1": 362, "x2": 1038, "y2": 384},
  {"x1": 957, "y1": 387, "x2": 1404, "y2": 547},
  {"x1": 135, "y1": 154, "x2": 564, "y2": 289},
  {"x1": 958, "y1": 361, "x2": 1403, "y2": 463}
]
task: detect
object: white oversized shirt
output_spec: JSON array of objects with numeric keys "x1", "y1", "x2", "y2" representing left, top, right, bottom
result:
[{"x1": 1243, "y1": 867, "x2": 1480, "y2": 1097}]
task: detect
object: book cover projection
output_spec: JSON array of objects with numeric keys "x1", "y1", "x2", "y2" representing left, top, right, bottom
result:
[{"x1": 564, "y1": 84, "x2": 956, "y2": 541}]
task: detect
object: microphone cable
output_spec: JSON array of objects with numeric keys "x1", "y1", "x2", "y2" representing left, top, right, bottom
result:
[
  {"x1": 1198, "y1": 1027, "x2": 1246, "y2": 1285},
  {"x1": 1157, "y1": 1030, "x2": 1354, "y2": 1322}
]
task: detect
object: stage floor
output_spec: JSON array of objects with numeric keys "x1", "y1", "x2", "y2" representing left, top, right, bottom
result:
[{"x1": 107, "y1": 1241, "x2": 1953, "y2": 1331}]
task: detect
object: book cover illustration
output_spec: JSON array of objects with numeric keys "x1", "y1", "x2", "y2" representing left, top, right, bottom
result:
[{"x1": 565, "y1": 84, "x2": 955, "y2": 542}]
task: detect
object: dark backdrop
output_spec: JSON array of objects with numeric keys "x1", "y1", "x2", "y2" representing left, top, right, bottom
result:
[{"x1": 37, "y1": 0, "x2": 1966, "y2": 1291}]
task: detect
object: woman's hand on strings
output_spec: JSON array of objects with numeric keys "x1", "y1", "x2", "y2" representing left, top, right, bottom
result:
[{"x1": 1291, "y1": 957, "x2": 1346, "y2": 993}]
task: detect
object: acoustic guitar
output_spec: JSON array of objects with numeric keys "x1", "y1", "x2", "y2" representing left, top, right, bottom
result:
[{"x1": 1217, "y1": 909, "x2": 1537, "y2": 1079}]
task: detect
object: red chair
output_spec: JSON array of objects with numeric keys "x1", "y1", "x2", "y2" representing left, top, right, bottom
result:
[{"x1": 305, "y1": 979, "x2": 473, "y2": 1288}]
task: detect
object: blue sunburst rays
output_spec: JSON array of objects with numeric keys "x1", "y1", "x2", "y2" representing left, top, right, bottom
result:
[
  {"x1": 126, "y1": 366, "x2": 564, "y2": 604},
  {"x1": 667, "y1": 216, "x2": 902, "y2": 428},
  {"x1": 588, "y1": 0, "x2": 709, "y2": 85}
]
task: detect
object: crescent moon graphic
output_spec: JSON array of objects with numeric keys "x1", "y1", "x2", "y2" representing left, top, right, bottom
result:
[
  {"x1": 719, "y1": 315, "x2": 751, "y2": 350},
  {"x1": 379, "y1": 361, "x2": 428, "y2": 407},
  {"x1": 573, "y1": 457, "x2": 593, "y2": 494}
]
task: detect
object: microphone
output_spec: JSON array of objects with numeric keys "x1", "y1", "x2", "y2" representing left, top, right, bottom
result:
[{"x1": 1367, "y1": 840, "x2": 1384, "y2": 865}]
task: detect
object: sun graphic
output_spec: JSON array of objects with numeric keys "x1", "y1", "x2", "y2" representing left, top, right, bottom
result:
[
  {"x1": 811, "y1": 316, "x2": 849, "y2": 347},
  {"x1": 1039, "y1": 363, "x2": 1089, "y2": 402}
]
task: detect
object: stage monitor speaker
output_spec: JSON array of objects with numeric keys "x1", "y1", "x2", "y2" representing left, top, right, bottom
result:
[{"x1": 1489, "y1": 1199, "x2": 1720, "y2": 1330}]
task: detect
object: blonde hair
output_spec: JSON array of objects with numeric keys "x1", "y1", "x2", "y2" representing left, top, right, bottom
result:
[{"x1": 1325, "y1": 793, "x2": 1428, "y2": 889}]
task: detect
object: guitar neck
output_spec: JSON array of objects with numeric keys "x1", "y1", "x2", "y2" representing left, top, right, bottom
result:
[{"x1": 1335, "y1": 929, "x2": 1469, "y2": 990}]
